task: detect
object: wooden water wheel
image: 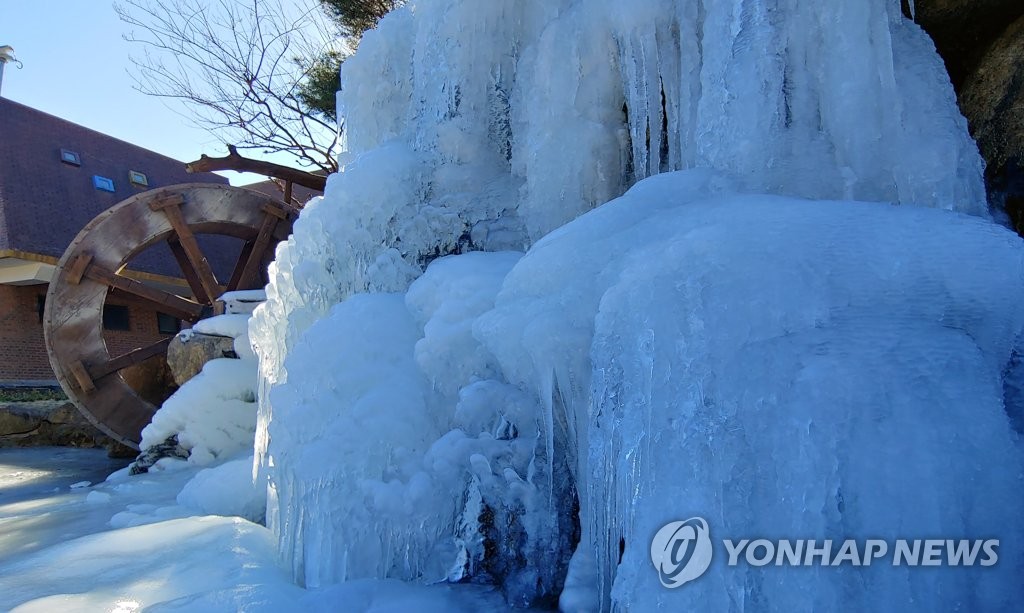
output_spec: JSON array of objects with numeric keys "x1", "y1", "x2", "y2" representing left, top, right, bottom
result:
[{"x1": 43, "y1": 183, "x2": 296, "y2": 449}]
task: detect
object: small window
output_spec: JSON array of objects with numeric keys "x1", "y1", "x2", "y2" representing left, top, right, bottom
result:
[
  {"x1": 37, "y1": 295, "x2": 46, "y2": 323},
  {"x1": 60, "y1": 148, "x2": 81, "y2": 166},
  {"x1": 128, "y1": 170, "x2": 149, "y2": 187},
  {"x1": 156, "y1": 312, "x2": 180, "y2": 335},
  {"x1": 93, "y1": 175, "x2": 115, "y2": 192},
  {"x1": 103, "y1": 304, "x2": 131, "y2": 331}
]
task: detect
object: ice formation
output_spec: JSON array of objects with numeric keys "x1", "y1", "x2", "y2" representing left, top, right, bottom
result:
[{"x1": 245, "y1": 0, "x2": 1023, "y2": 609}]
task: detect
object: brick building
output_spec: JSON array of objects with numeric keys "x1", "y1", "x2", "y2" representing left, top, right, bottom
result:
[{"x1": 0, "y1": 97, "x2": 230, "y2": 385}]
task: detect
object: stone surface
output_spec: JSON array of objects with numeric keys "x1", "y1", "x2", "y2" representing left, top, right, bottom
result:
[
  {"x1": 166, "y1": 331, "x2": 237, "y2": 386},
  {"x1": 960, "y1": 16, "x2": 1024, "y2": 178},
  {"x1": 129, "y1": 434, "x2": 189, "y2": 475},
  {"x1": 915, "y1": 1, "x2": 1024, "y2": 231},
  {"x1": 914, "y1": 0, "x2": 1022, "y2": 88},
  {"x1": 0, "y1": 401, "x2": 113, "y2": 449}
]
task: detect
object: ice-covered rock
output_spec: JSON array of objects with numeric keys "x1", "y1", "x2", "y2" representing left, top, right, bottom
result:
[{"x1": 139, "y1": 314, "x2": 260, "y2": 468}]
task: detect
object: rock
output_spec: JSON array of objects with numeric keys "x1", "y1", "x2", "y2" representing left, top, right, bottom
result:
[
  {"x1": 913, "y1": 0, "x2": 1022, "y2": 88},
  {"x1": 960, "y1": 15, "x2": 1024, "y2": 222},
  {"x1": 129, "y1": 434, "x2": 189, "y2": 475},
  {"x1": 914, "y1": 1, "x2": 1024, "y2": 231},
  {"x1": 0, "y1": 401, "x2": 113, "y2": 449},
  {"x1": 166, "y1": 331, "x2": 237, "y2": 386}
]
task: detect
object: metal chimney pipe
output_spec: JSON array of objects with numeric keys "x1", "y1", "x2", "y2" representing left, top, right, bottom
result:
[{"x1": 0, "y1": 45, "x2": 21, "y2": 96}]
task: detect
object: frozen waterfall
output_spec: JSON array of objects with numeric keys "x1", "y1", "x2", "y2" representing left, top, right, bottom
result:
[{"x1": 247, "y1": 0, "x2": 1020, "y2": 610}]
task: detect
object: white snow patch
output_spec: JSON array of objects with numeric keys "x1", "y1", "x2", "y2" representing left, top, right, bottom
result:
[
  {"x1": 177, "y1": 455, "x2": 265, "y2": 522},
  {"x1": 193, "y1": 313, "x2": 252, "y2": 339},
  {"x1": 140, "y1": 358, "x2": 258, "y2": 465}
]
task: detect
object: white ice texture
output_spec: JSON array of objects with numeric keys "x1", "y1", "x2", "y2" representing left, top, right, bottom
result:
[
  {"x1": 142, "y1": 314, "x2": 260, "y2": 465},
  {"x1": 245, "y1": 0, "x2": 1021, "y2": 609}
]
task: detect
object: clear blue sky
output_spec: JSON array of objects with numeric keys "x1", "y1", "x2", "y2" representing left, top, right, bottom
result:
[{"x1": 1, "y1": 2, "x2": 311, "y2": 185}]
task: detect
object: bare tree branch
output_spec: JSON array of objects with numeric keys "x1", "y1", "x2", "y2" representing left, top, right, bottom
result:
[
  {"x1": 186, "y1": 145, "x2": 327, "y2": 190},
  {"x1": 116, "y1": 0, "x2": 342, "y2": 173}
]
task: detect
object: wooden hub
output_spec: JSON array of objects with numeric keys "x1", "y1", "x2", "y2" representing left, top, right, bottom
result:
[{"x1": 43, "y1": 184, "x2": 296, "y2": 449}]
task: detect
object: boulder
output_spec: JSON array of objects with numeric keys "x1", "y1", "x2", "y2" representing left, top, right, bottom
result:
[
  {"x1": 915, "y1": 1, "x2": 1024, "y2": 230},
  {"x1": 959, "y1": 15, "x2": 1024, "y2": 217},
  {"x1": 0, "y1": 401, "x2": 113, "y2": 449},
  {"x1": 166, "y1": 331, "x2": 237, "y2": 386}
]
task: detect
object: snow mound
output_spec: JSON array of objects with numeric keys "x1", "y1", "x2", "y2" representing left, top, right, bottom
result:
[
  {"x1": 177, "y1": 455, "x2": 265, "y2": 522},
  {"x1": 141, "y1": 314, "x2": 259, "y2": 465}
]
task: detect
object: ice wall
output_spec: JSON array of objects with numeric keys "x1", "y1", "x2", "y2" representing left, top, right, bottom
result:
[{"x1": 246, "y1": 0, "x2": 1009, "y2": 608}]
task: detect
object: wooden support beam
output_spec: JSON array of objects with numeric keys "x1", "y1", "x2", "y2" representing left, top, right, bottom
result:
[
  {"x1": 69, "y1": 360, "x2": 96, "y2": 394},
  {"x1": 283, "y1": 181, "x2": 294, "y2": 206},
  {"x1": 226, "y1": 240, "x2": 256, "y2": 292},
  {"x1": 90, "y1": 337, "x2": 174, "y2": 381},
  {"x1": 84, "y1": 262, "x2": 204, "y2": 322},
  {"x1": 236, "y1": 204, "x2": 285, "y2": 289},
  {"x1": 167, "y1": 237, "x2": 212, "y2": 304},
  {"x1": 66, "y1": 253, "x2": 94, "y2": 285},
  {"x1": 150, "y1": 195, "x2": 222, "y2": 301}
]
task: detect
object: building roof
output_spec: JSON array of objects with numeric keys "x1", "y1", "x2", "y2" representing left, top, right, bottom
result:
[{"x1": 0, "y1": 97, "x2": 230, "y2": 279}]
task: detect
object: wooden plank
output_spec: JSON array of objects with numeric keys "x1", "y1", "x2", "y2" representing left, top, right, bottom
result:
[
  {"x1": 66, "y1": 253, "x2": 94, "y2": 285},
  {"x1": 150, "y1": 195, "x2": 222, "y2": 301},
  {"x1": 91, "y1": 337, "x2": 174, "y2": 381},
  {"x1": 283, "y1": 181, "x2": 293, "y2": 206},
  {"x1": 167, "y1": 237, "x2": 211, "y2": 303},
  {"x1": 226, "y1": 240, "x2": 256, "y2": 292},
  {"x1": 69, "y1": 360, "x2": 96, "y2": 394},
  {"x1": 84, "y1": 263, "x2": 204, "y2": 322},
  {"x1": 148, "y1": 194, "x2": 186, "y2": 211},
  {"x1": 237, "y1": 209, "x2": 281, "y2": 289},
  {"x1": 262, "y1": 202, "x2": 288, "y2": 219}
]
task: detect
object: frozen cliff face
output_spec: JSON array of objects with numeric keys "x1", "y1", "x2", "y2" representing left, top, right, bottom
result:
[{"x1": 246, "y1": 0, "x2": 1012, "y2": 609}]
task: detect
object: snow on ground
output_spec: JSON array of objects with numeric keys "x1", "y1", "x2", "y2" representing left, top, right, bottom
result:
[{"x1": 0, "y1": 448, "x2": 510, "y2": 612}]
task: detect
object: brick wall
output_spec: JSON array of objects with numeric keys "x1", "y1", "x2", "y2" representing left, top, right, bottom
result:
[{"x1": 0, "y1": 283, "x2": 176, "y2": 384}]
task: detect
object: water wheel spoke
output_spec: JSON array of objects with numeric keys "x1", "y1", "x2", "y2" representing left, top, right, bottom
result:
[
  {"x1": 91, "y1": 337, "x2": 175, "y2": 381},
  {"x1": 226, "y1": 240, "x2": 256, "y2": 292},
  {"x1": 168, "y1": 237, "x2": 213, "y2": 304},
  {"x1": 236, "y1": 203, "x2": 286, "y2": 290},
  {"x1": 78, "y1": 257, "x2": 204, "y2": 322},
  {"x1": 150, "y1": 195, "x2": 222, "y2": 301}
]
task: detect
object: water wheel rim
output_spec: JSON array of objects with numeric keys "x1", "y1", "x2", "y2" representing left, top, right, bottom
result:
[{"x1": 43, "y1": 183, "x2": 294, "y2": 449}]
